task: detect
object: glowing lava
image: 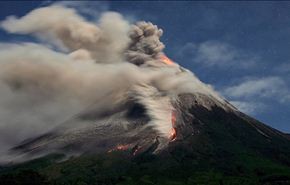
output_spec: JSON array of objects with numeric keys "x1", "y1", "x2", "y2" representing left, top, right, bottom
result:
[
  {"x1": 108, "y1": 144, "x2": 131, "y2": 153},
  {"x1": 170, "y1": 110, "x2": 177, "y2": 141},
  {"x1": 159, "y1": 54, "x2": 177, "y2": 141},
  {"x1": 160, "y1": 54, "x2": 175, "y2": 65}
]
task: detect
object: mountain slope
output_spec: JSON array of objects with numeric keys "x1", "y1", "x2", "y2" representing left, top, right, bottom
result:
[{"x1": 1, "y1": 93, "x2": 290, "y2": 185}]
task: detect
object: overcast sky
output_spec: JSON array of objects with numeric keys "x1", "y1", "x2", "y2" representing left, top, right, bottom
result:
[{"x1": 0, "y1": 1, "x2": 289, "y2": 133}]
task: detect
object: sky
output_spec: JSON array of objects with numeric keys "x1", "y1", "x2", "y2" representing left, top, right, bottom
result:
[{"x1": 0, "y1": 1, "x2": 289, "y2": 133}]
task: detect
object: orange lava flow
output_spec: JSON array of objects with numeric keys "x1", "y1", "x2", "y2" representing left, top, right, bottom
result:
[
  {"x1": 170, "y1": 110, "x2": 177, "y2": 141},
  {"x1": 160, "y1": 54, "x2": 175, "y2": 65},
  {"x1": 116, "y1": 145, "x2": 130, "y2": 150},
  {"x1": 108, "y1": 144, "x2": 130, "y2": 153}
]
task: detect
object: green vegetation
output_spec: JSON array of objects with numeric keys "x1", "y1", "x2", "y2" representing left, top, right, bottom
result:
[{"x1": 1, "y1": 149, "x2": 290, "y2": 185}]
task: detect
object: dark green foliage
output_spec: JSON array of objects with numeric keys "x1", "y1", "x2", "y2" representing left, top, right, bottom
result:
[
  {"x1": 0, "y1": 169, "x2": 49, "y2": 185},
  {"x1": 1, "y1": 151, "x2": 290, "y2": 185}
]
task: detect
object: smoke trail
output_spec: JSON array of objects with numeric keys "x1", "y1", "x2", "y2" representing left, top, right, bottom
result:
[{"x1": 129, "y1": 84, "x2": 173, "y2": 137}]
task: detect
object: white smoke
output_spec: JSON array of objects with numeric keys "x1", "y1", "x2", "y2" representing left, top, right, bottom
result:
[
  {"x1": 130, "y1": 84, "x2": 173, "y2": 137},
  {"x1": 1, "y1": 6, "x2": 130, "y2": 63},
  {"x1": 0, "y1": 5, "x2": 224, "y2": 156},
  {"x1": 0, "y1": 43, "x2": 151, "y2": 153}
]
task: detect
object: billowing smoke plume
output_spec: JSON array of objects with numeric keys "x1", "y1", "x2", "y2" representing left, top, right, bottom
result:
[
  {"x1": 1, "y1": 5, "x2": 130, "y2": 63},
  {"x1": 0, "y1": 5, "x2": 223, "y2": 157},
  {"x1": 126, "y1": 21, "x2": 164, "y2": 65}
]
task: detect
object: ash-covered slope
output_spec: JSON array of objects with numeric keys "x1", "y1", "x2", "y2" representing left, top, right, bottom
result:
[
  {"x1": 170, "y1": 93, "x2": 290, "y2": 165},
  {"x1": 8, "y1": 91, "x2": 290, "y2": 167},
  {"x1": 2, "y1": 92, "x2": 290, "y2": 185},
  {"x1": 6, "y1": 90, "x2": 232, "y2": 162}
]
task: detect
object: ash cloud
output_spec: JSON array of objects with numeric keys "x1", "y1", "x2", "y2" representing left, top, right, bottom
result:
[
  {"x1": 0, "y1": 5, "x2": 223, "y2": 158},
  {"x1": 0, "y1": 43, "x2": 148, "y2": 154},
  {"x1": 126, "y1": 21, "x2": 164, "y2": 65},
  {"x1": 1, "y1": 5, "x2": 130, "y2": 63}
]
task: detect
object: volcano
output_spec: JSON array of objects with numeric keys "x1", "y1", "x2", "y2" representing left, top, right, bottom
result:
[{"x1": 1, "y1": 5, "x2": 290, "y2": 185}]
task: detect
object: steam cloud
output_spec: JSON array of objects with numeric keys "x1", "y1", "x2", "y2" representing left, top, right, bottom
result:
[{"x1": 0, "y1": 5, "x2": 222, "y2": 157}]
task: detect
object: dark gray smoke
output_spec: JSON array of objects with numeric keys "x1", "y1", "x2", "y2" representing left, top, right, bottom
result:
[{"x1": 126, "y1": 21, "x2": 164, "y2": 65}]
